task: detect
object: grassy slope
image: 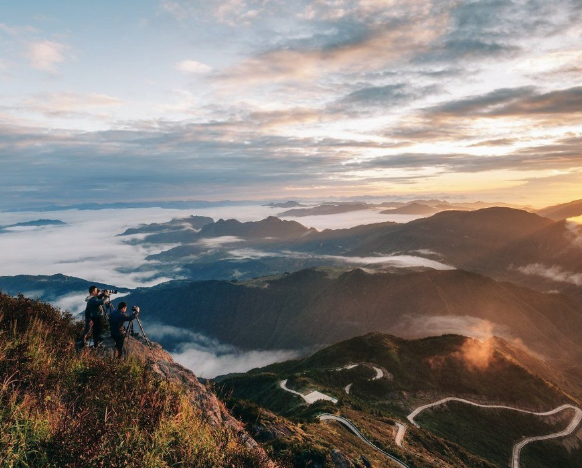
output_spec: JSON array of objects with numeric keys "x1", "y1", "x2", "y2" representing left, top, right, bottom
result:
[
  {"x1": 0, "y1": 292, "x2": 267, "y2": 468},
  {"x1": 217, "y1": 333, "x2": 575, "y2": 467},
  {"x1": 416, "y1": 401, "x2": 574, "y2": 467},
  {"x1": 236, "y1": 334, "x2": 567, "y2": 410},
  {"x1": 519, "y1": 426, "x2": 582, "y2": 468}
]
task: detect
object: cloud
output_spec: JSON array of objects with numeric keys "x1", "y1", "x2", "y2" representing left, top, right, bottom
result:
[
  {"x1": 391, "y1": 315, "x2": 512, "y2": 340},
  {"x1": 52, "y1": 292, "x2": 92, "y2": 315},
  {"x1": 172, "y1": 344, "x2": 299, "y2": 379},
  {"x1": 0, "y1": 23, "x2": 39, "y2": 36},
  {"x1": 0, "y1": 208, "x2": 195, "y2": 289},
  {"x1": 213, "y1": 2, "x2": 448, "y2": 87},
  {"x1": 517, "y1": 263, "x2": 582, "y2": 286},
  {"x1": 325, "y1": 254, "x2": 455, "y2": 270},
  {"x1": 146, "y1": 322, "x2": 298, "y2": 378},
  {"x1": 457, "y1": 337, "x2": 495, "y2": 370},
  {"x1": 565, "y1": 217, "x2": 582, "y2": 249},
  {"x1": 332, "y1": 83, "x2": 441, "y2": 113},
  {"x1": 26, "y1": 40, "x2": 68, "y2": 73},
  {"x1": 198, "y1": 236, "x2": 244, "y2": 247},
  {"x1": 428, "y1": 86, "x2": 582, "y2": 118},
  {"x1": 16, "y1": 92, "x2": 124, "y2": 119},
  {"x1": 175, "y1": 59, "x2": 213, "y2": 74}
]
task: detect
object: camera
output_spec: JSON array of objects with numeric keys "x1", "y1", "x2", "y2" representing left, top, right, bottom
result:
[
  {"x1": 132, "y1": 306, "x2": 138, "y2": 312},
  {"x1": 102, "y1": 289, "x2": 118, "y2": 295}
]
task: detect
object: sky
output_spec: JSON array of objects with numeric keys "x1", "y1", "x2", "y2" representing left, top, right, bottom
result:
[{"x1": 1, "y1": 0, "x2": 581, "y2": 210}]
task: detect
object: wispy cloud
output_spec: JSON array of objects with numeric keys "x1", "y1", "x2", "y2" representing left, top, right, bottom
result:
[
  {"x1": 175, "y1": 59, "x2": 212, "y2": 74},
  {"x1": 26, "y1": 40, "x2": 68, "y2": 73},
  {"x1": 325, "y1": 254, "x2": 455, "y2": 270},
  {"x1": 517, "y1": 263, "x2": 582, "y2": 286},
  {"x1": 146, "y1": 322, "x2": 298, "y2": 378},
  {"x1": 391, "y1": 315, "x2": 512, "y2": 340}
]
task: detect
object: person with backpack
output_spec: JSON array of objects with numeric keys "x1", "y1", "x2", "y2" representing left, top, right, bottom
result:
[
  {"x1": 84, "y1": 286, "x2": 111, "y2": 348},
  {"x1": 108, "y1": 302, "x2": 139, "y2": 358}
]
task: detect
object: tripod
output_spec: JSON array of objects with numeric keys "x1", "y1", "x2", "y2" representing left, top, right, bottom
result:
[{"x1": 127, "y1": 315, "x2": 152, "y2": 347}]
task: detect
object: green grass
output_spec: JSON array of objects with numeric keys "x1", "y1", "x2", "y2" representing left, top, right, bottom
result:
[
  {"x1": 0, "y1": 292, "x2": 269, "y2": 468},
  {"x1": 520, "y1": 436, "x2": 582, "y2": 468},
  {"x1": 247, "y1": 333, "x2": 567, "y2": 408},
  {"x1": 415, "y1": 401, "x2": 573, "y2": 467}
]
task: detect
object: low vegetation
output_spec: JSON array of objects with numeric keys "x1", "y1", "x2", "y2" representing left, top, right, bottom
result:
[
  {"x1": 0, "y1": 292, "x2": 267, "y2": 468},
  {"x1": 416, "y1": 401, "x2": 574, "y2": 467}
]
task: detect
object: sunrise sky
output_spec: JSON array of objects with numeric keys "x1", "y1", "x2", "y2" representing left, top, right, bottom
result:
[{"x1": 1, "y1": 0, "x2": 581, "y2": 209}]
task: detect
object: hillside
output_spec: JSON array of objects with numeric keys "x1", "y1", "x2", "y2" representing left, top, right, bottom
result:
[
  {"x1": 0, "y1": 291, "x2": 274, "y2": 468},
  {"x1": 122, "y1": 267, "x2": 582, "y2": 392},
  {"x1": 537, "y1": 199, "x2": 582, "y2": 221},
  {"x1": 380, "y1": 203, "x2": 440, "y2": 215},
  {"x1": 351, "y1": 207, "x2": 555, "y2": 265},
  {"x1": 216, "y1": 333, "x2": 582, "y2": 468},
  {"x1": 467, "y1": 219, "x2": 582, "y2": 295},
  {"x1": 0, "y1": 274, "x2": 128, "y2": 304}
]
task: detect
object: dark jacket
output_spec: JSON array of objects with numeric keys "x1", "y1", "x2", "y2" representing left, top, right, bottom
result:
[
  {"x1": 109, "y1": 309, "x2": 138, "y2": 337},
  {"x1": 86, "y1": 296, "x2": 109, "y2": 319}
]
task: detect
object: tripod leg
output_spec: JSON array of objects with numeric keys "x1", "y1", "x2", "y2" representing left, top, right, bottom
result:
[{"x1": 134, "y1": 317, "x2": 152, "y2": 346}]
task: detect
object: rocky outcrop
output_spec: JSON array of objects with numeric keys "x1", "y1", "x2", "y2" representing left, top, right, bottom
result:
[{"x1": 97, "y1": 334, "x2": 277, "y2": 466}]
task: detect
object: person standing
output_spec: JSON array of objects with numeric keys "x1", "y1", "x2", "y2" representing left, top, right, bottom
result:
[
  {"x1": 85, "y1": 286, "x2": 110, "y2": 348},
  {"x1": 108, "y1": 302, "x2": 139, "y2": 358}
]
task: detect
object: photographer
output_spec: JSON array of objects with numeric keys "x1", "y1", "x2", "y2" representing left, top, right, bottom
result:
[
  {"x1": 83, "y1": 286, "x2": 111, "y2": 348},
  {"x1": 108, "y1": 302, "x2": 139, "y2": 358}
]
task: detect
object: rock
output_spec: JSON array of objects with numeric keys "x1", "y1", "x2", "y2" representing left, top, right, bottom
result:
[
  {"x1": 331, "y1": 449, "x2": 352, "y2": 468},
  {"x1": 94, "y1": 333, "x2": 278, "y2": 467}
]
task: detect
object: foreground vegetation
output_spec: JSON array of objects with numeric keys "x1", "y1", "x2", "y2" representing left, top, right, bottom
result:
[{"x1": 0, "y1": 292, "x2": 267, "y2": 468}]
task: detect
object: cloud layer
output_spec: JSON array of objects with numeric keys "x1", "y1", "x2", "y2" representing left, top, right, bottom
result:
[
  {"x1": 146, "y1": 323, "x2": 299, "y2": 378},
  {"x1": 1, "y1": 1, "x2": 582, "y2": 207}
]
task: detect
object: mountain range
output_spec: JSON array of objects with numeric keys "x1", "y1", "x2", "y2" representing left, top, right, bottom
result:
[{"x1": 122, "y1": 267, "x2": 582, "y2": 395}]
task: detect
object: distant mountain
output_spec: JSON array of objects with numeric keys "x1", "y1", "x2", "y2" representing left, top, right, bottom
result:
[
  {"x1": 119, "y1": 215, "x2": 214, "y2": 244},
  {"x1": 378, "y1": 201, "x2": 407, "y2": 208},
  {"x1": 3, "y1": 200, "x2": 253, "y2": 212},
  {"x1": 0, "y1": 219, "x2": 66, "y2": 233},
  {"x1": 117, "y1": 208, "x2": 582, "y2": 301},
  {"x1": 352, "y1": 207, "x2": 554, "y2": 265},
  {"x1": 0, "y1": 274, "x2": 127, "y2": 304},
  {"x1": 286, "y1": 220, "x2": 399, "y2": 254},
  {"x1": 264, "y1": 201, "x2": 305, "y2": 208},
  {"x1": 380, "y1": 202, "x2": 440, "y2": 215},
  {"x1": 537, "y1": 199, "x2": 582, "y2": 221},
  {"x1": 196, "y1": 216, "x2": 314, "y2": 239},
  {"x1": 124, "y1": 267, "x2": 582, "y2": 391},
  {"x1": 278, "y1": 203, "x2": 371, "y2": 217},
  {"x1": 466, "y1": 219, "x2": 582, "y2": 295}
]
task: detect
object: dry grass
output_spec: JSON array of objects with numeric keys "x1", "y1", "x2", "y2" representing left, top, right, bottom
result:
[{"x1": 0, "y1": 292, "x2": 267, "y2": 468}]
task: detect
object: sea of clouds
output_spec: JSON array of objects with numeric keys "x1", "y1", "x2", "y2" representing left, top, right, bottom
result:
[
  {"x1": 0, "y1": 204, "x2": 428, "y2": 289},
  {"x1": 145, "y1": 323, "x2": 299, "y2": 379},
  {"x1": 0, "y1": 204, "x2": 431, "y2": 376}
]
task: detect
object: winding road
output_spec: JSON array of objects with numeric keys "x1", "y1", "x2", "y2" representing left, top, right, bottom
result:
[
  {"x1": 319, "y1": 413, "x2": 410, "y2": 468},
  {"x1": 280, "y1": 369, "x2": 582, "y2": 467},
  {"x1": 279, "y1": 379, "x2": 338, "y2": 404},
  {"x1": 406, "y1": 397, "x2": 582, "y2": 468},
  {"x1": 340, "y1": 363, "x2": 384, "y2": 394}
]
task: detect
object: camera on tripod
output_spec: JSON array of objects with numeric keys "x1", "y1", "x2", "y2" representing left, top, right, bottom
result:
[
  {"x1": 131, "y1": 305, "x2": 139, "y2": 312},
  {"x1": 100, "y1": 289, "x2": 118, "y2": 296}
]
